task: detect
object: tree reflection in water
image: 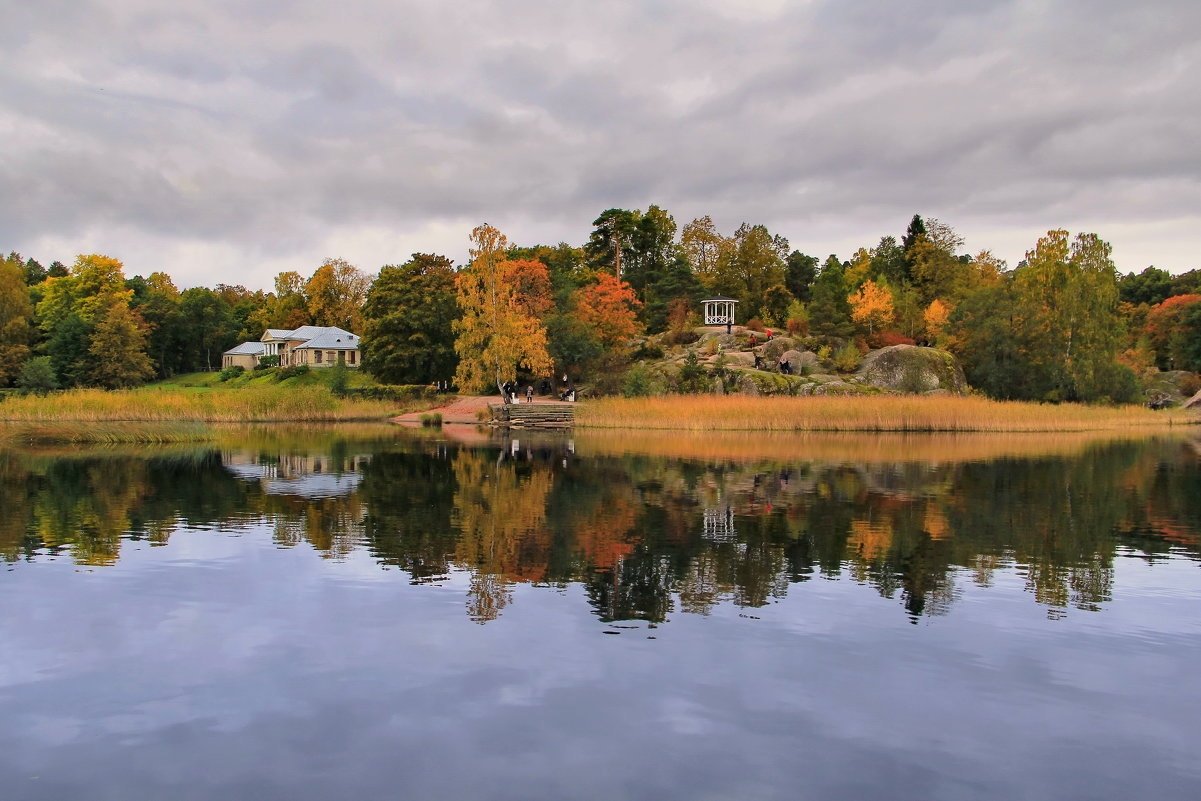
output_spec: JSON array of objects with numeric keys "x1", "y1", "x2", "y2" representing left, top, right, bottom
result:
[{"x1": 2, "y1": 431, "x2": 1199, "y2": 624}]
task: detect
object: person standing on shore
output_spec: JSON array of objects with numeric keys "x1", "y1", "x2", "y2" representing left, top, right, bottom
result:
[{"x1": 526, "y1": 385, "x2": 534, "y2": 403}]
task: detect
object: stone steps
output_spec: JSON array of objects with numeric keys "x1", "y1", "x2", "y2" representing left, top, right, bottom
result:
[{"x1": 489, "y1": 402, "x2": 576, "y2": 429}]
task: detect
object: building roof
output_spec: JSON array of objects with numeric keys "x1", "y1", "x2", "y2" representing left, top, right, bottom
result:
[
  {"x1": 223, "y1": 341, "x2": 266, "y2": 356},
  {"x1": 260, "y1": 325, "x2": 360, "y2": 349},
  {"x1": 701, "y1": 295, "x2": 739, "y2": 302},
  {"x1": 293, "y1": 328, "x2": 360, "y2": 350}
]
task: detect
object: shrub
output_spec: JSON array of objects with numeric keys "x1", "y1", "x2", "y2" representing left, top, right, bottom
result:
[
  {"x1": 877, "y1": 331, "x2": 916, "y2": 347},
  {"x1": 218, "y1": 365, "x2": 245, "y2": 382},
  {"x1": 745, "y1": 317, "x2": 766, "y2": 332},
  {"x1": 274, "y1": 365, "x2": 310, "y2": 381},
  {"x1": 633, "y1": 341, "x2": 664, "y2": 361},
  {"x1": 785, "y1": 301, "x2": 809, "y2": 337},
  {"x1": 816, "y1": 345, "x2": 833, "y2": 365},
  {"x1": 16, "y1": 357, "x2": 59, "y2": 395},
  {"x1": 623, "y1": 363, "x2": 654, "y2": 397},
  {"x1": 832, "y1": 341, "x2": 861, "y2": 372},
  {"x1": 327, "y1": 363, "x2": 350, "y2": 397},
  {"x1": 419, "y1": 412, "x2": 443, "y2": 427},
  {"x1": 257, "y1": 354, "x2": 280, "y2": 369},
  {"x1": 1180, "y1": 372, "x2": 1201, "y2": 398},
  {"x1": 345, "y1": 384, "x2": 437, "y2": 402}
]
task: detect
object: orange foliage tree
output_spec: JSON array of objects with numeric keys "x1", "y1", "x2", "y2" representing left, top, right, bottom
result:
[
  {"x1": 848, "y1": 279, "x2": 894, "y2": 338},
  {"x1": 1144, "y1": 294, "x2": 1201, "y2": 368},
  {"x1": 923, "y1": 298, "x2": 952, "y2": 345},
  {"x1": 573, "y1": 273, "x2": 643, "y2": 347},
  {"x1": 499, "y1": 258, "x2": 555, "y2": 322}
]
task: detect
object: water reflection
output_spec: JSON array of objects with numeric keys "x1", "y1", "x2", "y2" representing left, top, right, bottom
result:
[{"x1": 2, "y1": 429, "x2": 1199, "y2": 624}]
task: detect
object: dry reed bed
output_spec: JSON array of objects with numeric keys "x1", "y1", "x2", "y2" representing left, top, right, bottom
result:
[
  {"x1": 0, "y1": 386, "x2": 406, "y2": 423},
  {"x1": 578, "y1": 395, "x2": 1199, "y2": 432},
  {"x1": 574, "y1": 429, "x2": 1198, "y2": 465}
]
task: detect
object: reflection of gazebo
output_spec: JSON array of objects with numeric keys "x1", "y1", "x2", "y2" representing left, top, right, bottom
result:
[{"x1": 701, "y1": 296, "x2": 739, "y2": 333}]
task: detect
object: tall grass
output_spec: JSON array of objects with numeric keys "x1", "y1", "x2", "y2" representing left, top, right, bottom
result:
[
  {"x1": 0, "y1": 385, "x2": 424, "y2": 423},
  {"x1": 574, "y1": 429, "x2": 1198, "y2": 464},
  {"x1": 578, "y1": 394, "x2": 1199, "y2": 432}
]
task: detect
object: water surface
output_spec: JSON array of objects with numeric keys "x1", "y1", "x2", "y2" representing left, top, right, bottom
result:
[{"x1": 2, "y1": 428, "x2": 1199, "y2": 800}]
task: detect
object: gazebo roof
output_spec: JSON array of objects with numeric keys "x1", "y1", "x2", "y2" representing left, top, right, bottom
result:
[{"x1": 701, "y1": 295, "x2": 739, "y2": 303}]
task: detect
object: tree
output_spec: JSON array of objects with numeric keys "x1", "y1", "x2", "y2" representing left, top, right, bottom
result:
[
  {"x1": 1119, "y1": 267, "x2": 1173, "y2": 307},
  {"x1": 640, "y1": 253, "x2": 704, "y2": 333},
  {"x1": 624, "y1": 205, "x2": 679, "y2": 301},
  {"x1": 849, "y1": 279, "x2": 894, "y2": 338},
  {"x1": 808, "y1": 255, "x2": 854, "y2": 338},
  {"x1": 1010, "y1": 230, "x2": 1126, "y2": 402},
  {"x1": 500, "y1": 259, "x2": 555, "y2": 322},
  {"x1": 923, "y1": 299, "x2": 952, "y2": 346},
  {"x1": 1174, "y1": 302, "x2": 1201, "y2": 372},
  {"x1": 361, "y1": 253, "x2": 460, "y2": 384},
  {"x1": 72, "y1": 254, "x2": 133, "y2": 321},
  {"x1": 453, "y1": 224, "x2": 553, "y2": 397},
  {"x1": 573, "y1": 273, "x2": 643, "y2": 348},
  {"x1": 785, "y1": 251, "x2": 819, "y2": 302},
  {"x1": 45, "y1": 313, "x2": 91, "y2": 387},
  {"x1": 16, "y1": 356, "x2": 57, "y2": 394},
  {"x1": 868, "y1": 237, "x2": 908, "y2": 287},
  {"x1": 1144, "y1": 294, "x2": 1201, "y2": 370},
  {"x1": 680, "y1": 216, "x2": 730, "y2": 288},
  {"x1": 585, "y1": 209, "x2": 639, "y2": 276},
  {"x1": 306, "y1": 258, "x2": 371, "y2": 331},
  {"x1": 710, "y1": 223, "x2": 788, "y2": 312},
  {"x1": 0, "y1": 252, "x2": 33, "y2": 386},
  {"x1": 180, "y1": 288, "x2": 236, "y2": 372},
  {"x1": 130, "y1": 271, "x2": 185, "y2": 378},
  {"x1": 86, "y1": 301, "x2": 155, "y2": 388}
]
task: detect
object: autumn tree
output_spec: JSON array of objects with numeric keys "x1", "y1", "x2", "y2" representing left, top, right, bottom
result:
[
  {"x1": 710, "y1": 223, "x2": 789, "y2": 312},
  {"x1": 361, "y1": 253, "x2": 460, "y2": 384},
  {"x1": 680, "y1": 215, "x2": 730, "y2": 288},
  {"x1": 179, "y1": 287, "x2": 236, "y2": 372},
  {"x1": 306, "y1": 258, "x2": 371, "y2": 331},
  {"x1": 86, "y1": 300, "x2": 155, "y2": 388},
  {"x1": 849, "y1": 279, "x2": 894, "y2": 339},
  {"x1": 453, "y1": 224, "x2": 553, "y2": 397},
  {"x1": 573, "y1": 273, "x2": 643, "y2": 348},
  {"x1": 923, "y1": 299, "x2": 952, "y2": 346},
  {"x1": 0, "y1": 253, "x2": 33, "y2": 385},
  {"x1": 500, "y1": 259, "x2": 555, "y2": 322},
  {"x1": 1144, "y1": 294, "x2": 1201, "y2": 370}
]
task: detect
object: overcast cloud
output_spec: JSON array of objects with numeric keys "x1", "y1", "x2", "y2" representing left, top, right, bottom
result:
[{"x1": 2, "y1": 0, "x2": 1198, "y2": 288}]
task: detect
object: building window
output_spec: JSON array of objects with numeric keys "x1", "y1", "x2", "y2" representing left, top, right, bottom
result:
[
  {"x1": 327, "y1": 351, "x2": 335, "y2": 364},
  {"x1": 315, "y1": 350, "x2": 322, "y2": 364},
  {"x1": 348, "y1": 350, "x2": 356, "y2": 365}
]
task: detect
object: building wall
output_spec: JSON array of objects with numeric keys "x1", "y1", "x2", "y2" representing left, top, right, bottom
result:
[{"x1": 222, "y1": 352, "x2": 262, "y2": 370}]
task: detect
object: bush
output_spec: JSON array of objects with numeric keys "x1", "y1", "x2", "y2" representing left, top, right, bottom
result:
[
  {"x1": 877, "y1": 331, "x2": 916, "y2": 347},
  {"x1": 257, "y1": 354, "x2": 280, "y2": 369},
  {"x1": 633, "y1": 341, "x2": 664, "y2": 361},
  {"x1": 328, "y1": 363, "x2": 350, "y2": 397},
  {"x1": 419, "y1": 412, "x2": 443, "y2": 427},
  {"x1": 345, "y1": 384, "x2": 437, "y2": 402},
  {"x1": 274, "y1": 365, "x2": 310, "y2": 382},
  {"x1": 662, "y1": 328, "x2": 700, "y2": 346},
  {"x1": 218, "y1": 365, "x2": 245, "y2": 382},
  {"x1": 16, "y1": 357, "x2": 59, "y2": 395},
  {"x1": 832, "y1": 341, "x2": 861, "y2": 373},
  {"x1": 745, "y1": 317, "x2": 766, "y2": 332},
  {"x1": 623, "y1": 363, "x2": 655, "y2": 397},
  {"x1": 1180, "y1": 372, "x2": 1201, "y2": 398}
]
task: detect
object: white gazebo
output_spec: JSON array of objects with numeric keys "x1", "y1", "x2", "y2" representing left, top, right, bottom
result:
[{"x1": 701, "y1": 296, "x2": 739, "y2": 332}]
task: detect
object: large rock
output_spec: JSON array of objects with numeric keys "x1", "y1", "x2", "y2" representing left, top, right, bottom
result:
[
  {"x1": 857, "y1": 345, "x2": 967, "y2": 394},
  {"x1": 1185, "y1": 389, "x2": 1201, "y2": 410},
  {"x1": 757, "y1": 337, "x2": 798, "y2": 360}
]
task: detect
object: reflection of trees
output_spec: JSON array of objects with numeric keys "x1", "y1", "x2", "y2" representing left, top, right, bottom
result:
[{"x1": 3, "y1": 434, "x2": 1199, "y2": 624}]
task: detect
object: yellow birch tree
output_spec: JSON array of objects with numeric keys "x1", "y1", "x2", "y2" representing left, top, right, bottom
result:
[
  {"x1": 849, "y1": 279, "x2": 894, "y2": 337},
  {"x1": 453, "y1": 224, "x2": 553, "y2": 397}
]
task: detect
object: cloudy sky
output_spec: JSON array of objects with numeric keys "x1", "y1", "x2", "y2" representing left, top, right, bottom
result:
[{"x1": 3, "y1": 0, "x2": 1198, "y2": 289}]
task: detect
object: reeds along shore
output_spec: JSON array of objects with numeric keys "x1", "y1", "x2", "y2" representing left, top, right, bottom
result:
[
  {"x1": 577, "y1": 395, "x2": 1200, "y2": 432},
  {"x1": 0, "y1": 385, "x2": 415, "y2": 424}
]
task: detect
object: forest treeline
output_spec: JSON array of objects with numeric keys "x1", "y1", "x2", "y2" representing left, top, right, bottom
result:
[{"x1": 2, "y1": 210, "x2": 1200, "y2": 402}]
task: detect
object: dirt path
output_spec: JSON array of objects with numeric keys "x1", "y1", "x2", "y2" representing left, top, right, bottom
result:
[{"x1": 391, "y1": 394, "x2": 565, "y2": 426}]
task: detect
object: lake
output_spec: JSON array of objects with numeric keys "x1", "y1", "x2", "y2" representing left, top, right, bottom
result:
[{"x1": 2, "y1": 426, "x2": 1199, "y2": 800}]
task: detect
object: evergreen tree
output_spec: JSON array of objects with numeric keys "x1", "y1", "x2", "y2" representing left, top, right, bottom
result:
[
  {"x1": 784, "y1": 251, "x2": 818, "y2": 302},
  {"x1": 0, "y1": 253, "x2": 33, "y2": 386},
  {"x1": 808, "y1": 255, "x2": 854, "y2": 339},
  {"x1": 46, "y1": 312, "x2": 92, "y2": 387}
]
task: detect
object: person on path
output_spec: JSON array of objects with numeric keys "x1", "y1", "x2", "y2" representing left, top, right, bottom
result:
[{"x1": 526, "y1": 385, "x2": 534, "y2": 403}]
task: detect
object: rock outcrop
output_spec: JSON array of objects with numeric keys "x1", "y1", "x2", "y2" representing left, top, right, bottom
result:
[
  {"x1": 856, "y1": 345, "x2": 967, "y2": 394},
  {"x1": 1185, "y1": 389, "x2": 1201, "y2": 410}
]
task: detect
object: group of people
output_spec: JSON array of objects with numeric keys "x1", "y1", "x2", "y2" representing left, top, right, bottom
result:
[
  {"x1": 751, "y1": 353, "x2": 792, "y2": 374},
  {"x1": 500, "y1": 379, "x2": 578, "y2": 403}
]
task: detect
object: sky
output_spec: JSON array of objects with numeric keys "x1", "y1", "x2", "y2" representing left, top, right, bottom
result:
[{"x1": 2, "y1": 0, "x2": 1199, "y2": 290}]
